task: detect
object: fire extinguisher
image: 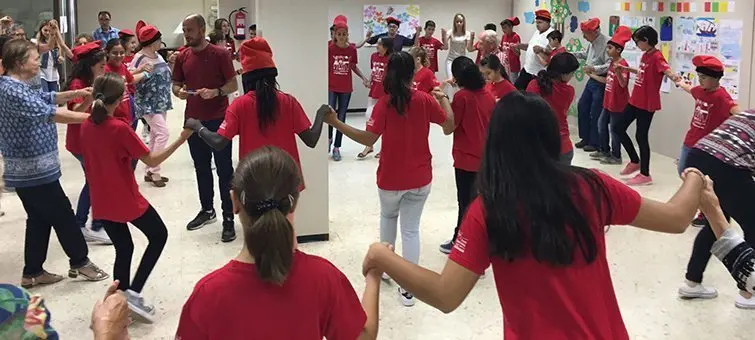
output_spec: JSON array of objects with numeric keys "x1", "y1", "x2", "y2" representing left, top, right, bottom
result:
[{"x1": 229, "y1": 7, "x2": 248, "y2": 40}]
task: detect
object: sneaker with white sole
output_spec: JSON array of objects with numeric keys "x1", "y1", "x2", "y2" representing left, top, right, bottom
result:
[
  {"x1": 399, "y1": 287, "x2": 415, "y2": 307},
  {"x1": 82, "y1": 227, "x2": 112, "y2": 245},
  {"x1": 439, "y1": 240, "x2": 453, "y2": 254},
  {"x1": 678, "y1": 281, "x2": 718, "y2": 299},
  {"x1": 126, "y1": 289, "x2": 156, "y2": 323},
  {"x1": 735, "y1": 293, "x2": 755, "y2": 309},
  {"x1": 381, "y1": 273, "x2": 391, "y2": 281}
]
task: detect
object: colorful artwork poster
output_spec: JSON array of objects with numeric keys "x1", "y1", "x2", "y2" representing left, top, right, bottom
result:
[
  {"x1": 363, "y1": 5, "x2": 420, "y2": 38},
  {"x1": 695, "y1": 17, "x2": 717, "y2": 37},
  {"x1": 620, "y1": 16, "x2": 657, "y2": 69},
  {"x1": 718, "y1": 19, "x2": 743, "y2": 62}
]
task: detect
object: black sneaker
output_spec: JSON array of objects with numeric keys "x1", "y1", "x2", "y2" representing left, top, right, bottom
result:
[
  {"x1": 583, "y1": 145, "x2": 598, "y2": 152},
  {"x1": 575, "y1": 140, "x2": 588, "y2": 149},
  {"x1": 439, "y1": 240, "x2": 453, "y2": 254},
  {"x1": 186, "y1": 210, "x2": 217, "y2": 231},
  {"x1": 691, "y1": 213, "x2": 707, "y2": 228},
  {"x1": 221, "y1": 219, "x2": 236, "y2": 243}
]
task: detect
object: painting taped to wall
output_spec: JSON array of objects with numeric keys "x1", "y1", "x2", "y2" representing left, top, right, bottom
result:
[{"x1": 363, "y1": 5, "x2": 420, "y2": 38}]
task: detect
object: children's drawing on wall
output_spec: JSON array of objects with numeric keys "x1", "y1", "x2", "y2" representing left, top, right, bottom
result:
[
  {"x1": 619, "y1": 16, "x2": 656, "y2": 68},
  {"x1": 570, "y1": 16, "x2": 578, "y2": 32},
  {"x1": 718, "y1": 19, "x2": 743, "y2": 61},
  {"x1": 363, "y1": 5, "x2": 420, "y2": 38},
  {"x1": 609, "y1": 16, "x2": 619, "y2": 36},
  {"x1": 660, "y1": 16, "x2": 673, "y2": 41},
  {"x1": 565, "y1": 38, "x2": 585, "y2": 81},
  {"x1": 524, "y1": 11, "x2": 535, "y2": 24},
  {"x1": 577, "y1": 0, "x2": 590, "y2": 12},
  {"x1": 695, "y1": 17, "x2": 717, "y2": 37}
]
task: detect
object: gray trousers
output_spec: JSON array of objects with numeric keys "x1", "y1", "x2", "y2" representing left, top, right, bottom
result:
[{"x1": 378, "y1": 184, "x2": 431, "y2": 265}]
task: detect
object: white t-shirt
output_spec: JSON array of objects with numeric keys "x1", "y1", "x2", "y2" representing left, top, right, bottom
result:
[
  {"x1": 447, "y1": 31, "x2": 471, "y2": 60},
  {"x1": 39, "y1": 50, "x2": 59, "y2": 82},
  {"x1": 523, "y1": 27, "x2": 554, "y2": 75}
]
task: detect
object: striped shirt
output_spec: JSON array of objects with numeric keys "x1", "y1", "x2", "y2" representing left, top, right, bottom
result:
[{"x1": 695, "y1": 110, "x2": 755, "y2": 170}]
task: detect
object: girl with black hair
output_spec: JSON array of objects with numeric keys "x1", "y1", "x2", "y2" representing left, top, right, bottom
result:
[
  {"x1": 213, "y1": 18, "x2": 236, "y2": 57},
  {"x1": 185, "y1": 37, "x2": 326, "y2": 195},
  {"x1": 81, "y1": 73, "x2": 192, "y2": 323},
  {"x1": 176, "y1": 147, "x2": 381, "y2": 339},
  {"x1": 410, "y1": 46, "x2": 439, "y2": 93},
  {"x1": 326, "y1": 51, "x2": 455, "y2": 307},
  {"x1": 104, "y1": 38, "x2": 152, "y2": 129},
  {"x1": 358, "y1": 36, "x2": 393, "y2": 160},
  {"x1": 361, "y1": 91, "x2": 708, "y2": 339},
  {"x1": 66, "y1": 41, "x2": 110, "y2": 244},
  {"x1": 613, "y1": 25, "x2": 681, "y2": 186},
  {"x1": 499, "y1": 17, "x2": 522, "y2": 83},
  {"x1": 479, "y1": 54, "x2": 515, "y2": 100},
  {"x1": 438, "y1": 56, "x2": 496, "y2": 255},
  {"x1": 526, "y1": 52, "x2": 579, "y2": 165}
]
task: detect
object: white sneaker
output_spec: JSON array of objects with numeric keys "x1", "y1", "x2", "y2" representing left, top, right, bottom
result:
[
  {"x1": 678, "y1": 281, "x2": 718, "y2": 299},
  {"x1": 126, "y1": 289, "x2": 156, "y2": 323},
  {"x1": 381, "y1": 273, "x2": 391, "y2": 281},
  {"x1": 82, "y1": 227, "x2": 112, "y2": 245},
  {"x1": 399, "y1": 287, "x2": 415, "y2": 307},
  {"x1": 735, "y1": 293, "x2": 755, "y2": 309}
]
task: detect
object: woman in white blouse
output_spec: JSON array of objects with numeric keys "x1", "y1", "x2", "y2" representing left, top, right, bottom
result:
[{"x1": 441, "y1": 14, "x2": 474, "y2": 90}]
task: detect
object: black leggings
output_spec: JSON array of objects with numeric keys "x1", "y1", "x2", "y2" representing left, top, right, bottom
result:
[
  {"x1": 684, "y1": 149, "x2": 755, "y2": 283},
  {"x1": 452, "y1": 169, "x2": 477, "y2": 242},
  {"x1": 613, "y1": 105, "x2": 655, "y2": 176},
  {"x1": 102, "y1": 205, "x2": 168, "y2": 293}
]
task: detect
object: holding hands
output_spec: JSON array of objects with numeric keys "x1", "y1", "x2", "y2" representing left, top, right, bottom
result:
[
  {"x1": 196, "y1": 88, "x2": 220, "y2": 100},
  {"x1": 362, "y1": 242, "x2": 394, "y2": 277}
]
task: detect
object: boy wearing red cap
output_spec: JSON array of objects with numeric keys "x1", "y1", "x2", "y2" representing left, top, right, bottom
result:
[
  {"x1": 499, "y1": 17, "x2": 522, "y2": 83},
  {"x1": 514, "y1": 9, "x2": 554, "y2": 90},
  {"x1": 574, "y1": 18, "x2": 612, "y2": 153}
]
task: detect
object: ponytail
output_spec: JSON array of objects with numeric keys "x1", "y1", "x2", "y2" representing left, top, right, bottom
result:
[
  {"x1": 537, "y1": 52, "x2": 580, "y2": 96},
  {"x1": 383, "y1": 51, "x2": 415, "y2": 116},
  {"x1": 244, "y1": 196, "x2": 295, "y2": 285},
  {"x1": 91, "y1": 72, "x2": 126, "y2": 125},
  {"x1": 91, "y1": 95, "x2": 109, "y2": 124},
  {"x1": 536, "y1": 69, "x2": 556, "y2": 96},
  {"x1": 255, "y1": 76, "x2": 280, "y2": 131}
]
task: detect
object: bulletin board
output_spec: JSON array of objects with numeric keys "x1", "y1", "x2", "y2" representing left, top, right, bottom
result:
[{"x1": 362, "y1": 5, "x2": 420, "y2": 38}]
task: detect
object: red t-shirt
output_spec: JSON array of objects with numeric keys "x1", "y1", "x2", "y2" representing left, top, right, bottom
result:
[
  {"x1": 66, "y1": 78, "x2": 89, "y2": 155},
  {"x1": 80, "y1": 117, "x2": 150, "y2": 222},
  {"x1": 176, "y1": 251, "x2": 367, "y2": 340},
  {"x1": 328, "y1": 43, "x2": 358, "y2": 93},
  {"x1": 418, "y1": 36, "x2": 444, "y2": 72},
  {"x1": 603, "y1": 59, "x2": 630, "y2": 113},
  {"x1": 527, "y1": 79, "x2": 575, "y2": 154},
  {"x1": 217, "y1": 91, "x2": 311, "y2": 190},
  {"x1": 224, "y1": 39, "x2": 236, "y2": 57},
  {"x1": 104, "y1": 62, "x2": 134, "y2": 124},
  {"x1": 629, "y1": 49, "x2": 670, "y2": 112},
  {"x1": 412, "y1": 67, "x2": 439, "y2": 94},
  {"x1": 500, "y1": 32, "x2": 522, "y2": 72},
  {"x1": 366, "y1": 91, "x2": 446, "y2": 190},
  {"x1": 449, "y1": 171, "x2": 641, "y2": 340},
  {"x1": 683, "y1": 86, "x2": 736, "y2": 147},
  {"x1": 173, "y1": 44, "x2": 237, "y2": 121},
  {"x1": 368, "y1": 52, "x2": 389, "y2": 99},
  {"x1": 451, "y1": 88, "x2": 496, "y2": 172},
  {"x1": 123, "y1": 54, "x2": 134, "y2": 65},
  {"x1": 548, "y1": 46, "x2": 566, "y2": 62},
  {"x1": 486, "y1": 79, "x2": 516, "y2": 100}
]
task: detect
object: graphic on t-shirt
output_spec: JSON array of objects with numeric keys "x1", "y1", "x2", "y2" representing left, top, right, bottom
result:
[
  {"x1": 372, "y1": 61, "x2": 386, "y2": 83},
  {"x1": 332, "y1": 55, "x2": 352, "y2": 76},
  {"x1": 421, "y1": 42, "x2": 437, "y2": 61},
  {"x1": 635, "y1": 62, "x2": 647, "y2": 88},
  {"x1": 692, "y1": 98, "x2": 713, "y2": 129}
]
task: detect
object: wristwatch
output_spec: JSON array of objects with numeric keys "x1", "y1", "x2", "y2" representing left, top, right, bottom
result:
[{"x1": 217, "y1": 88, "x2": 226, "y2": 97}]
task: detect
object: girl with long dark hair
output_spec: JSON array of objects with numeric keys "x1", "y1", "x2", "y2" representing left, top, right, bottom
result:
[
  {"x1": 526, "y1": 52, "x2": 579, "y2": 165},
  {"x1": 479, "y1": 54, "x2": 515, "y2": 100},
  {"x1": 361, "y1": 91, "x2": 708, "y2": 339},
  {"x1": 438, "y1": 56, "x2": 496, "y2": 255},
  {"x1": 81, "y1": 73, "x2": 192, "y2": 322},
  {"x1": 214, "y1": 18, "x2": 236, "y2": 57},
  {"x1": 326, "y1": 51, "x2": 455, "y2": 307},
  {"x1": 104, "y1": 38, "x2": 151, "y2": 129},
  {"x1": 185, "y1": 37, "x2": 326, "y2": 196},
  {"x1": 499, "y1": 17, "x2": 522, "y2": 83},
  {"x1": 176, "y1": 147, "x2": 381, "y2": 339},
  {"x1": 358, "y1": 36, "x2": 393, "y2": 160}
]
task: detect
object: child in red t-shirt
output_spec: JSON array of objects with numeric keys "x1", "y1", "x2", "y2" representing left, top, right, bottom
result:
[
  {"x1": 360, "y1": 90, "x2": 708, "y2": 340},
  {"x1": 613, "y1": 25, "x2": 681, "y2": 186},
  {"x1": 410, "y1": 46, "x2": 440, "y2": 94},
  {"x1": 415, "y1": 20, "x2": 447, "y2": 73},
  {"x1": 176, "y1": 147, "x2": 381, "y2": 339},
  {"x1": 499, "y1": 17, "x2": 522, "y2": 83},
  {"x1": 82, "y1": 73, "x2": 192, "y2": 323},
  {"x1": 358, "y1": 37, "x2": 393, "y2": 160},
  {"x1": 104, "y1": 38, "x2": 152, "y2": 129},
  {"x1": 535, "y1": 30, "x2": 565, "y2": 66},
  {"x1": 526, "y1": 52, "x2": 579, "y2": 165},
  {"x1": 479, "y1": 54, "x2": 516, "y2": 100}
]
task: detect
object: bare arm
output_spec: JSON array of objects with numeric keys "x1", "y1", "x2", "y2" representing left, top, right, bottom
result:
[
  {"x1": 674, "y1": 80, "x2": 693, "y2": 94},
  {"x1": 537, "y1": 53, "x2": 549, "y2": 66},
  {"x1": 629, "y1": 169, "x2": 705, "y2": 234},
  {"x1": 140, "y1": 130, "x2": 192, "y2": 167},
  {"x1": 297, "y1": 105, "x2": 328, "y2": 148},
  {"x1": 172, "y1": 82, "x2": 190, "y2": 100},
  {"x1": 731, "y1": 105, "x2": 741, "y2": 115},
  {"x1": 351, "y1": 64, "x2": 368, "y2": 82},
  {"x1": 55, "y1": 89, "x2": 91, "y2": 105},
  {"x1": 356, "y1": 271, "x2": 381, "y2": 340},
  {"x1": 53, "y1": 108, "x2": 89, "y2": 124},
  {"x1": 614, "y1": 67, "x2": 629, "y2": 88},
  {"x1": 355, "y1": 32, "x2": 372, "y2": 49},
  {"x1": 432, "y1": 88, "x2": 455, "y2": 135},
  {"x1": 55, "y1": 31, "x2": 74, "y2": 59},
  {"x1": 325, "y1": 110, "x2": 380, "y2": 146},
  {"x1": 466, "y1": 32, "x2": 476, "y2": 52},
  {"x1": 663, "y1": 69, "x2": 681, "y2": 82}
]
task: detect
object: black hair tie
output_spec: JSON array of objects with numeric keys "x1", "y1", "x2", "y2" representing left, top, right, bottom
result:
[{"x1": 256, "y1": 199, "x2": 279, "y2": 213}]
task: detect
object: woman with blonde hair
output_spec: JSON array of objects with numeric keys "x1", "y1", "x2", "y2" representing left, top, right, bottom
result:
[{"x1": 441, "y1": 13, "x2": 473, "y2": 95}]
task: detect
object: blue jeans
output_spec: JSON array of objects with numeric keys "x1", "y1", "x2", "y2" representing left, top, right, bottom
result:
[
  {"x1": 40, "y1": 80, "x2": 59, "y2": 93},
  {"x1": 577, "y1": 78, "x2": 605, "y2": 147},
  {"x1": 598, "y1": 109, "x2": 623, "y2": 158},
  {"x1": 328, "y1": 92, "x2": 352, "y2": 148},
  {"x1": 678, "y1": 145, "x2": 692, "y2": 175},
  {"x1": 72, "y1": 154, "x2": 104, "y2": 230}
]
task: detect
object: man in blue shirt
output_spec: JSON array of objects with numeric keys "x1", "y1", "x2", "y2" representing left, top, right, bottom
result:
[{"x1": 92, "y1": 11, "x2": 119, "y2": 46}]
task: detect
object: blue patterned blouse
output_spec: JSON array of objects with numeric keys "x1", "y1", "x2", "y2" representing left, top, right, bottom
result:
[
  {"x1": 0, "y1": 76, "x2": 61, "y2": 188},
  {"x1": 131, "y1": 52, "x2": 173, "y2": 117}
]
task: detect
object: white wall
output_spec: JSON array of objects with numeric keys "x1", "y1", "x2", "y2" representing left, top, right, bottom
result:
[{"x1": 328, "y1": 0, "x2": 514, "y2": 109}]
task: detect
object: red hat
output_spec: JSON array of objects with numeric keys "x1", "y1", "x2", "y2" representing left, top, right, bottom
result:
[
  {"x1": 386, "y1": 16, "x2": 401, "y2": 26},
  {"x1": 118, "y1": 29, "x2": 134, "y2": 38},
  {"x1": 693, "y1": 55, "x2": 725, "y2": 78},
  {"x1": 580, "y1": 18, "x2": 600, "y2": 32},
  {"x1": 71, "y1": 41, "x2": 102, "y2": 63},
  {"x1": 333, "y1": 15, "x2": 348, "y2": 31},
  {"x1": 136, "y1": 20, "x2": 161, "y2": 46},
  {"x1": 609, "y1": 26, "x2": 632, "y2": 48},
  {"x1": 239, "y1": 37, "x2": 277, "y2": 78},
  {"x1": 535, "y1": 9, "x2": 551, "y2": 21},
  {"x1": 504, "y1": 17, "x2": 520, "y2": 26}
]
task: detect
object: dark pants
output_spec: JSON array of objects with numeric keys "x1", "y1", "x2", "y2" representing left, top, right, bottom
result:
[
  {"x1": 328, "y1": 92, "x2": 352, "y2": 148},
  {"x1": 577, "y1": 79, "x2": 606, "y2": 147},
  {"x1": 613, "y1": 105, "x2": 655, "y2": 176},
  {"x1": 514, "y1": 70, "x2": 535, "y2": 91},
  {"x1": 103, "y1": 205, "x2": 167, "y2": 293},
  {"x1": 40, "y1": 80, "x2": 59, "y2": 93},
  {"x1": 598, "y1": 109, "x2": 623, "y2": 158},
  {"x1": 187, "y1": 118, "x2": 234, "y2": 220},
  {"x1": 684, "y1": 149, "x2": 755, "y2": 284},
  {"x1": 452, "y1": 169, "x2": 477, "y2": 242},
  {"x1": 560, "y1": 150, "x2": 574, "y2": 165},
  {"x1": 72, "y1": 154, "x2": 104, "y2": 230},
  {"x1": 16, "y1": 180, "x2": 90, "y2": 276}
]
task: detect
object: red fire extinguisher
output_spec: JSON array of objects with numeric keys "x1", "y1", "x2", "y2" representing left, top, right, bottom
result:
[{"x1": 229, "y1": 7, "x2": 248, "y2": 40}]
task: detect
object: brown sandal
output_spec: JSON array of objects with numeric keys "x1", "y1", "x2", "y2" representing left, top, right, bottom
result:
[
  {"x1": 144, "y1": 172, "x2": 169, "y2": 183},
  {"x1": 21, "y1": 270, "x2": 64, "y2": 288}
]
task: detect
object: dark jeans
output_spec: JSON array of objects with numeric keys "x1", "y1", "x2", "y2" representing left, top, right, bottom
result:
[
  {"x1": 328, "y1": 92, "x2": 352, "y2": 148},
  {"x1": 103, "y1": 205, "x2": 167, "y2": 293},
  {"x1": 16, "y1": 180, "x2": 90, "y2": 276},
  {"x1": 613, "y1": 105, "x2": 655, "y2": 176},
  {"x1": 72, "y1": 154, "x2": 104, "y2": 230},
  {"x1": 684, "y1": 149, "x2": 755, "y2": 284},
  {"x1": 187, "y1": 118, "x2": 234, "y2": 219},
  {"x1": 40, "y1": 80, "x2": 59, "y2": 93},
  {"x1": 452, "y1": 169, "x2": 477, "y2": 242},
  {"x1": 577, "y1": 79, "x2": 606, "y2": 147},
  {"x1": 598, "y1": 109, "x2": 623, "y2": 158},
  {"x1": 514, "y1": 70, "x2": 535, "y2": 91}
]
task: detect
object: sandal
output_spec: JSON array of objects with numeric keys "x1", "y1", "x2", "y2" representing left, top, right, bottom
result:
[
  {"x1": 68, "y1": 261, "x2": 109, "y2": 282},
  {"x1": 357, "y1": 147, "x2": 373, "y2": 160},
  {"x1": 144, "y1": 172, "x2": 169, "y2": 183},
  {"x1": 21, "y1": 270, "x2": 64, "y2": 289}
]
